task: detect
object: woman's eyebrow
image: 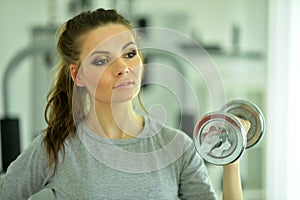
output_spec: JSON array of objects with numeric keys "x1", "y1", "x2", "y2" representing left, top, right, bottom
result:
[
  {"x1": 122, "y1": 41, "x2": 135, "y2": 50},
  {"x1": 90, "y1": 41, "x2": 136, "y2": 57},
  {"x1": 90, "y1": 50, "x2": 109, "y2": 57}
]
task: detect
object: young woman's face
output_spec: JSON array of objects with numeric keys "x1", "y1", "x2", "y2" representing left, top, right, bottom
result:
[{"x1": 73, "y1": 24, "x2": 143, "y2": 104}]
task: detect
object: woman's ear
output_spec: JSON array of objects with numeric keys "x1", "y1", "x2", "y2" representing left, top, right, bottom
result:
[{"x1": 70, "y1": 64, "x2": 85, "y2": 87}]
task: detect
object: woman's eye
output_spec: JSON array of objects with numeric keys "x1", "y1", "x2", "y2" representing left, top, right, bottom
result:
[
  {"x1": 92, "y1": 59, "x2": 108, "y2": 66},
  {"x1": 125, "y1": 50, "x2": 137, "y2": 58}
]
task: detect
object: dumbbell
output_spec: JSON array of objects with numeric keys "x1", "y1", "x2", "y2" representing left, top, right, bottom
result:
[{"x1": 193, "y1": 100, "x2": 265, "y2": 165}]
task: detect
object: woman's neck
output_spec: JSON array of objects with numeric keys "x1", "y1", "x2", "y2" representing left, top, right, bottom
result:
[{"x1": 85, "y1": 101, "x2": 144, "y2": 139}]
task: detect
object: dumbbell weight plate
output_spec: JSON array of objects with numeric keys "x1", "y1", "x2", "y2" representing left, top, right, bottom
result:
[
  {"x1": 221, "y1": 100, "x2": 265, "y2": 148},
  {"x1": 193, "y1": 112, "x2": 247, "y2": 165}
]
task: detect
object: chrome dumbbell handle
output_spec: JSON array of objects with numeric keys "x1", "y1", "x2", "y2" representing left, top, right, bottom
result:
[{"x1": 200, "y1": 126, "x2": 230, "y2": 154}]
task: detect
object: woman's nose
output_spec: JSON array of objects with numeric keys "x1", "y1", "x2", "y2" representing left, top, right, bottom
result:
[{"x1": 113, "y1": 58, "x2": 129, "y2": 76}]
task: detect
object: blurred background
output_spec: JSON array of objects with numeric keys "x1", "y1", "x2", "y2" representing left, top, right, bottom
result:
[{"x1": 0, "y1": 0, "x2": 299, "y2": 199}]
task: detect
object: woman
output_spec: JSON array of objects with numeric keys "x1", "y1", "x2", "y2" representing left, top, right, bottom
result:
[{"x1": 0, "y1": 8, "x2": 243, "y2": 199}]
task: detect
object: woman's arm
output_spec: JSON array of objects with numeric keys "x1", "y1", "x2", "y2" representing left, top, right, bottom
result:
[
  {"x1": 0, "y1": 134, "x2": 51, "y2": 199},
  {"x1": 222, "y1": 161, "x2": 243, "y2": 200},
  {"x1": 222, "y1": 117, "x2": 250, "y2": 200},
  {"x1": 178, "y1": 138, "x2": 217, "y2": 200}
]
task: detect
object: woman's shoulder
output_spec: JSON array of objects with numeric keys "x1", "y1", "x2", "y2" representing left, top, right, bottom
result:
[
  {"x1": 26, "y1": 133, "x2": 47, "y2": 152},
  {"x1": 32, "y1": 132, "x2": 79, "y2": 152}
]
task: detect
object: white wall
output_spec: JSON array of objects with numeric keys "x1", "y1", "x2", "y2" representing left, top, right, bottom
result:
[
  {"x1": 130, "y1": 0, "x2": 267, "y2": 53},
  {"x1": 266, "y1": 0, "x2": 300, "y2": 199}
]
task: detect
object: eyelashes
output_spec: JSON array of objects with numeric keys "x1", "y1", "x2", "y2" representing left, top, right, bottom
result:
[
  {"x1": 91, "y1": 49, "x2": 137, "y2": 67},
  {"x1": 125, "y1": 49, "x2": 137, "y2": 59}
]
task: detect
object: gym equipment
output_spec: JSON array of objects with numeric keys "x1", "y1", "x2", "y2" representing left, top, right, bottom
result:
[
  {"x1": 193, "y1": 100, "x2": 265, "y2": 165},
  {"x1": 0, "y1": 118, "x2": 20, "y2": 172},
  {"x1": 0, "y1": 38, "x2": 55, "y2": 172}
]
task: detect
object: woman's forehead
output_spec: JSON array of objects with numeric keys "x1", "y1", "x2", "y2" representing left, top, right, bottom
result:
[{"x1": 81, "y1": 24, "x2": 135, "y2": 58}]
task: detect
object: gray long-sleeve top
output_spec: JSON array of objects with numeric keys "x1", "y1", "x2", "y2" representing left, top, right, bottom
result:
[{"x1": 0, "y1": 116, "x2": 217, "y2": 199}]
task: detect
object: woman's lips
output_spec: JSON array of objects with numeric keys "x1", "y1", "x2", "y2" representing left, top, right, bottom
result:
[{"x1": 113, "y1": 80, "x2": 135, "y2": 89}]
